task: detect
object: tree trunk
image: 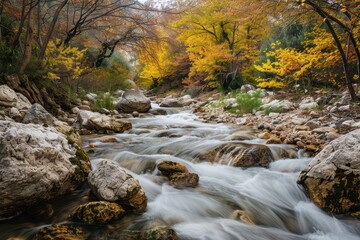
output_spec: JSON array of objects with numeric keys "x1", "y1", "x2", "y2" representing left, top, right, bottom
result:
[
  {"x1": 19, "y1": 16, "x2": 33, "y2": 74},
  {"x1": 38, "y1": 0, "x2": 69, "y2": 62},
  {"x1": 306, "y1": 0, "x2": 359, "y2": 102}
]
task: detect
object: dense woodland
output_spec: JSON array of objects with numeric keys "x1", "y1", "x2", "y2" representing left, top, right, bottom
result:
[{"x1": 0, "y1": 0, "x2": 360, "y2": 108}]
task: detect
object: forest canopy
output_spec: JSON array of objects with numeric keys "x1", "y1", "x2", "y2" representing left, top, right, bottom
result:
[{"x1": 0, "y1": 0, "x2": 359, "y2": 103}]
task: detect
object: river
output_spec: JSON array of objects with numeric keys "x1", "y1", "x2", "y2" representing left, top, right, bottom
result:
[{"x1": 1, "y1": 104, "x2": 360, "y2": 239}]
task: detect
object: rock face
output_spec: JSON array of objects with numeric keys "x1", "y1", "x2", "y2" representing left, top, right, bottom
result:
[
  {"x1": 298, "y1": 129, "x2": 360, "y2": 216},
  {"x1": 157, "y1": 161, "x2": 199, "y2": 188},
  {"x1": 117, "y1": 89, "x2": 151, "y2": 113},
  {"x1": 22, "y1": 103, "x2": 55, "y2": 125},
  {"x1": 0, "y1": 85, "x2": 18, "y2": 107},
  {"x1": 77, "y1": 110, "x2": 132, "y2": 133},
  {"x1": 70, "y1": 201, "x2": 125, "y2": 224},
  {"x1": 204, "y1": 143, "x2": 274, "y2": 168},
  {"x1": 88, "y1": 160, "x2": 147, "y2": 211},
  {"x1": 0, "y1": 121, "x2": 90, "y2": 218},
  {"x1": 33, "y1": 224, "x2": 90, "y2": 240}
]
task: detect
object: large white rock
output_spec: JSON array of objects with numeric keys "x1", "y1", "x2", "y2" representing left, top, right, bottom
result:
[
  {"x1": 76, "y1": 110, "x2": 132, "y2": 133},
  {"x1": 298, "y1": 129, "x2": 360, "y2": 215},
  {"x1": 0, "y1": 85, "x2": 17, "y2": 107},
  {"x1": 261, "y1": 100, "x2": 295, "y2": 112},
  {"x1": 15, "y1": 92, "x2": 32, "y2": 110},
  {"x1": 88, "y1": 160, "x2": 147, "y2": 211},
  {"x1": 117, "y1": 89, "x2": 151, "y2": 113},
  {"x1": 0, "y1": 121, "x2": 90, "y2": 218}
]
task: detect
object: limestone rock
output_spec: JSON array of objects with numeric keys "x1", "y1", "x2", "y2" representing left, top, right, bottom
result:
[
  {"x1": 32, "y1": 224, "x2": 90, "y2": 240},
  {"x1": 15, "y1": 92, "x2": 32, "y2": 110},
  {"x1": 205, "y1": 143, "x2": 274, "y2": 168},
  {"x1": 76, "y1": 110, "x2": 131, "y2": 133},
  {"x1": 117, "y1": 89, "x2": 151, "y2": 113},
  {"x1": 22, "y1": 103, "x2": 55, "y2": 125},
  {"x1": 88, "y1": 160, "x2": 147, "y2": 211},
  {"x1": 88, "y1": 116, "x2": 132, "y2": 133},
  {"x1": 0, "y1": 85, "x2": 17, "y2": 107},
  {"x1": 298, "y1": 129, "x2": 360, "y2": 215},
  {"x1": 160, "y1": 98, "x2": 183, "y2": 108},
  {"x1": 70, "y1": 201, "x2": 125, "y2": 224},
  {"x1": 0, "y1": 121, "x2": 90, "y2": 218}
]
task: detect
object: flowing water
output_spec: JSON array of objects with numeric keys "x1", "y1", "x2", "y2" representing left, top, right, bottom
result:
[{"x1": 1, "y1": 104, "x2": 360, "y2": 239}]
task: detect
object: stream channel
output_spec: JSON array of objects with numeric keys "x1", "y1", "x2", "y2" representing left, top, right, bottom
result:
[{"x1": 1, "y1": 104, "x2": 360, "y2": 239}]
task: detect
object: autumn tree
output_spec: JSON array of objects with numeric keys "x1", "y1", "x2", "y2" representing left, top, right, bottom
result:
[
  {"x1": 274, "y1": 0, "x2": 360, "y2": 101},
  {"x1": 174, "y1": 0, "x2": 269, "y2": 90}
]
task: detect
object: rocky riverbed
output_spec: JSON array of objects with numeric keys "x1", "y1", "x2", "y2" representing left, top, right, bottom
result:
[{"x1": 0, "y1": 85, "x2": 359, "y2": 239}]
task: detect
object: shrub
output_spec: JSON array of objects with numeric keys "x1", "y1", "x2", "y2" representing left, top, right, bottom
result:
[
  {"x1": 228, "y1": 90, "x2": 263, "y2": 114},
  {"x1": 94, "y1": 93, "x2": 115, "y2": 111}
]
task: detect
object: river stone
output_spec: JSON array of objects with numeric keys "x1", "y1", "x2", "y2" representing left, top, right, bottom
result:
[
  {"x1": 0, "y1": 85, "x2": 17, "y2": 107},
  {"x1": 204, "y1": 143, "x2": 274, "y2": 168},
  {"x1": 117, "y1": 89, "x2": 151, "y2": 113},
  {"x1": 0, "y1": 121, "x2": 90, "y2": 218},
  {"x1": 107, "y1": 226, "x2": 178, "y2": 240},
  {"x1": 169, "y1": 172, "x2": 199, "y2": 188},
  {"x1": 88, "y1": 116, "x2": 132, "y2": 133},
  {"x1": 70, "y1": 201, "x2": 125, "y2": 224},
  {"x1": 22, "y1": 103, "x2": 55, "y2": 125},
  {"x1": 88, "y1": 160, "x2": 147, "y2": 211},
  {"x1": 157, "y1": 161, "x2": 188, "y2": 177},
  {"x1": 160, "y1": 98, "x2": 183, "y2": 108},
  {"x1": 32, "y1": 224, "x2": 90, "y2": 240},
  {"x1": 298, "y1": 129, "x2": 360, "y2": 216}
]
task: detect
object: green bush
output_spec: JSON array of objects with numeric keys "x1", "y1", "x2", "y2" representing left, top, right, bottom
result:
[
  {"x1": 94, "y1": 93, "x2": 115, "y2": 111},
  {"x1": 228, "y1": 90, "x2": 263, "y2": 114}
]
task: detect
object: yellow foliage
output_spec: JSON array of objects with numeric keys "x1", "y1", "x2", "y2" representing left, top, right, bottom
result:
[
  {"x1": 44, "y1": 40, "x2": 87, "y2": 80},
  {"x1": 254, "y1": 26, "x2": 343, "y2": 89}
]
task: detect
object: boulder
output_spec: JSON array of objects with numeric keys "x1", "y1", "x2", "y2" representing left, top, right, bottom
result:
[
  {"x1": 298, "y1": 129, "x2": 360, "y2": 216},
  {"x1": 88, "y1": 116, "x2": 132, "y2": 133},
  {"x1": 70, "y1": 201, "x2": 125, "y2": 224},
  {"x1": 117, "y1": 89, "x2": 151, "y2": 113},
  {"x1": 88, "y1": 160, "x2": 147, "y2": 211},
  {"x1": 299, "y1": 102, "x2": 318, "y2": 110},
  {"x1": 0, "y1": 85, "x2": 17, "y2": 107},
  {"x1": 76, "y1": 110, "x2": 131, "y2": 133},
  {"x1": 85, "y1": 93, "x2": 97, "y2": 102},
  {"x1": 0, "y1": 121, "x2": 90, "y2": 218},
  {"x1": 261, "y1": 100, "x2": 295, "y2": 112},
  {"x1": 157, "y1": 161, "x2": 199, "y2": 188},
  {"x1": 204, "y1": 143, "x2": 274, "y2": 168},
  {"x1": 160, "y1": 98, "x2": 183, "y2": 108},
  {"x1": 169, "y1": 172, "x2": 199, "y2": 188},
  {"x1": 22, "y1": 103, "x2": 55, "y2": 125},
  {"x1": 157, "y1": 161, "x2": 188, "y2": 177},
  {"x1": 15, "y1": 92, "x2": 32, "y2": 110},
  {"x1": 32, "y1": 224, "x2": 90, "y2": 240}
]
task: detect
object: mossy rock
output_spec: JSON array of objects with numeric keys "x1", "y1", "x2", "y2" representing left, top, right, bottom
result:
[
  {"x1": 70, "y1": 201, "x2": 125, "y2": 224},
  {"x1": 32, "y1": 224, "x2": 90, "y2": 240},
  {"x1": 118, "y1": 226, "x2": 177, "y2": 240},
  {"x1": 157, "y1": 161, "x2": 188, "y2": 177},
  {"x1": 69, "y1": 146, "x2": 91, "y2": 184},
  {"x1": 169, "y1": 172, "x2": 199, "y2": 188}
]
